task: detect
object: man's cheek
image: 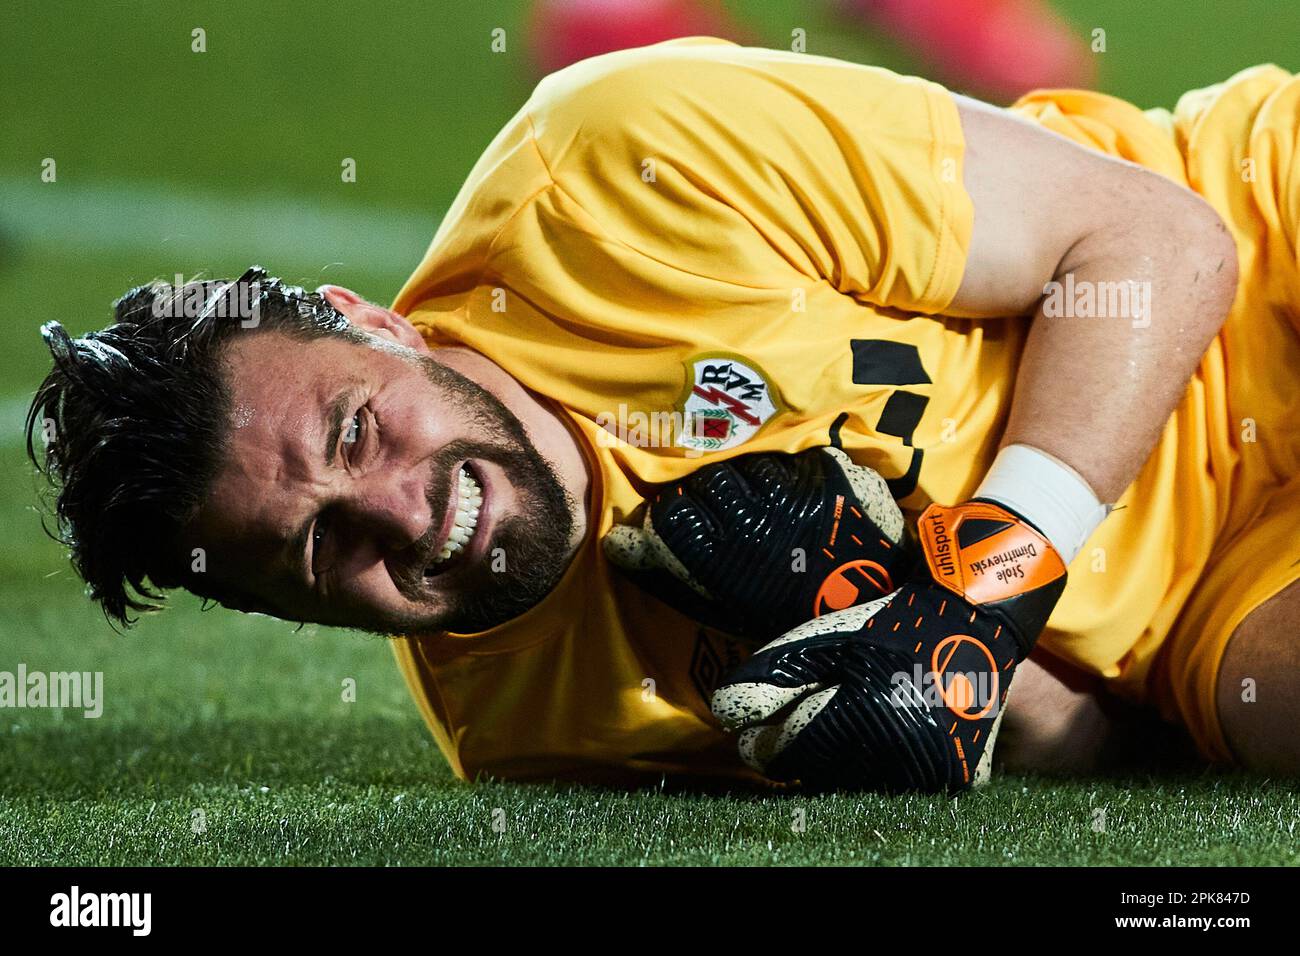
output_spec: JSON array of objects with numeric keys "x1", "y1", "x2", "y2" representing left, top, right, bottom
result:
[{"x1": 388, "y1": 387, "x2": 459, "y2": 453}]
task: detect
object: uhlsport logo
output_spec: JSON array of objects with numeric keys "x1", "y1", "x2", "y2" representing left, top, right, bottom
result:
[{"x1": 677, "y1": 355, "x2": 778, "y2": 452}]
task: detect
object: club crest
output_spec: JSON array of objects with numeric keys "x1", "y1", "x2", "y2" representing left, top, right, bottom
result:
[{"x1": 677, "y1": 355, "x2": 779, "y2": 452}]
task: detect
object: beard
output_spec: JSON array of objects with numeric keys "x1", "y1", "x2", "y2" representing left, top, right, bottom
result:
[{"x1": 378, "y1": 353, "x2": 577, "y2": 635}]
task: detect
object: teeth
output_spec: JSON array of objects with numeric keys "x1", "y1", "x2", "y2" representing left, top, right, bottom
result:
[{"x1": 427, "y1": 466, "x2": 483, "y2": 571}]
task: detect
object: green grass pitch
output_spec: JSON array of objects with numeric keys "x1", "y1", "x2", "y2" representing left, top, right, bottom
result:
[{"x1": 3, "y1": 0, "x2": 1300, "y2": 866}]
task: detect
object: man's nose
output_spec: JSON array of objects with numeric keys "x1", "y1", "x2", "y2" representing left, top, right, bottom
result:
[{"x1": 347, "y1": 470, "x2": 433, "y2": 552}]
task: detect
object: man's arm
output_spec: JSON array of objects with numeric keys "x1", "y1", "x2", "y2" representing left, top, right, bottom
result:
[
  {"x1": 949, "y1": 96, "x2": 1239, "y2": 503},
  {"x1": 703, "y1": 99, "x2": 1244, "y2": 792},
  {"x1": 538, "y1": 46, "x2": 1236, "y2": 501}
]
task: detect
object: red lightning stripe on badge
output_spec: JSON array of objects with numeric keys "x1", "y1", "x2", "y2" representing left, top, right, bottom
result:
[{"x1": 691, "y1": 386, "x2": 761, "y2": 426}]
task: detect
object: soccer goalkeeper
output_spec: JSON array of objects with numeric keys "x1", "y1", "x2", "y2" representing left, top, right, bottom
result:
[{"x1": 27, "y1": 39, "x2": 1300, "y2": 789}]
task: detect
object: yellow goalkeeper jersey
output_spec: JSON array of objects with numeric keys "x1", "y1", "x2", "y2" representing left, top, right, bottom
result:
[{"x1": 389, "y1": 38, "x2": 1300, "y2": 778}]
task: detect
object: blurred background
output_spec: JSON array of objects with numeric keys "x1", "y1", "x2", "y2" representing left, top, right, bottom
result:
[{"x1": 2, "y1": 0, "x2": 1300, "y2": 862}]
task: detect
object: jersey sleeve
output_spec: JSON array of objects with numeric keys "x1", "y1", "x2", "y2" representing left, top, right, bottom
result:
[
  {"x1": 1174, "y1": 65, "x2": 1300, "y2": 316},
  {"x1": 525, "y1": 38, "x2": 973, "y2": 316}
]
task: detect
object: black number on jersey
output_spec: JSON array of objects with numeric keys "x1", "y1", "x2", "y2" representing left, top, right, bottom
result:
[{"x1": 847, "y1": 339, "x2": 930, "y2": 501}]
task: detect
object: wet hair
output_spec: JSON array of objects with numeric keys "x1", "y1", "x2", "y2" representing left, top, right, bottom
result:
[{"x1": 26, "y1": 266, "x2": 361, "y2": 626}]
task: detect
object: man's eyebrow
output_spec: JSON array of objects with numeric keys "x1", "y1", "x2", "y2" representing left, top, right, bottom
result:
[{"x1": 287, "y1": 515, "x2": 313, "y2": 587}]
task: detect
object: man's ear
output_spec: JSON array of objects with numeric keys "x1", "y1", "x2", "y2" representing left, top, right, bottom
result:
[{"x1": 317, "y1": 285, "x2": 429, "y2": 352}]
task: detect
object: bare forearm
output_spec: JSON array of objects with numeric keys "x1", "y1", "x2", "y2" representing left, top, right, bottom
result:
[
  {"x1": 951, "y1": 96, "x2": 1239, "y2": 502},
  {"x1": 1002, "y1": 203, "x2": 1238, "y2": 501}
]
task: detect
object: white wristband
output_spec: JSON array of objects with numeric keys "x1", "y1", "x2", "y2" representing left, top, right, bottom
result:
[{"x1": 973, "y1": 444, "x2": 1109, "y2": 565}]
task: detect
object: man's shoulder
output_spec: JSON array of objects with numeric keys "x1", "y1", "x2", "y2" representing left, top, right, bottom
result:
[
  {"x1": 527, "y1": 36, "x2": 742, "y2": 115},
  {"x1": 523, "y1": 37, "x2": 774, "y2": 168}
]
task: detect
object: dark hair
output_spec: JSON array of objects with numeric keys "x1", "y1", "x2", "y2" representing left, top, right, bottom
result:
[{"x1": 26, "y1": 266, "x2": 360, "y2": 627}]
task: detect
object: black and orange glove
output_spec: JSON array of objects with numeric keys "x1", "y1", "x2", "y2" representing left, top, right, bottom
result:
[
  {"x1": 602, "y1": 448, "x2": 913, "y2": 645},
  {"x1": 711, "y1": 499, "x2": 1068, "y2": 792}
]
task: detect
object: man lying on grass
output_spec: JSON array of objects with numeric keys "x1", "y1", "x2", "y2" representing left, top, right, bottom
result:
[{"x1": 27, "y1": 39, "x2": 1300, "y2": 789}]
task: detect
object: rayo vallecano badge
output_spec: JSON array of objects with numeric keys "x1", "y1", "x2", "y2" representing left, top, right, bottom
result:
[{"x1": 677, "y1": 354, "x2": 780, "y2": 452}]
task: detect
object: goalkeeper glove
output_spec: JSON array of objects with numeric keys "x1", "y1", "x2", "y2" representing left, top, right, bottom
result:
[
  {"x1": 712, "y1": 442, "x2": 1107, "y2": 790},
  {"x1": 711, "y1": 497, "x2": 1072, "y2": 792},
  {"x1": 602, "y1": 447, "x2": 912, "y2": 644}
]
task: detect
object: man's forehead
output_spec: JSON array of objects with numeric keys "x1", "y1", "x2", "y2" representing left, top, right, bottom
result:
[
  {"x1": 223, "y1": 335, "x2": 358, "y2": 442},
  {"x1": 224, "y1": 332, "x2": 336, "y2": 408},
  {"x1": 191, "y1": 433, "x2": 315, "y2": 614},
  {"x1": 203, "y1": 339, "x2": 349, "y2": 569},
  {"x1": 200, "y1": 433, "x2": 292, "y2": 557}
]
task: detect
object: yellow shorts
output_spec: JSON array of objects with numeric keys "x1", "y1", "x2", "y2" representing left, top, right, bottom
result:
[
  {"x1": 1152, "y1": 472, "x2": 1300, "y2": 762},
  {"x1": 1016, "y1": 66, "x2": 1300, "y2": 765}
]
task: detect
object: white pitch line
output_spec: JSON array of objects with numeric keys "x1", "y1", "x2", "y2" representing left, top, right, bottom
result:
[
  {"x1": 0, "y1": 175, "x2": 448, "y2": 446},
  {"x1": 0, "y1": 174, "x2": 444, "y2": 275},
  {"x1": 1, "y1": 395, "x2": 34, "y2": 450}
]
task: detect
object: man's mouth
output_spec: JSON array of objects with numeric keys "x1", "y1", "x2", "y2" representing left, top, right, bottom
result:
[{"x1": 424, "y1": 463, "x2": 484, "y2": 577}]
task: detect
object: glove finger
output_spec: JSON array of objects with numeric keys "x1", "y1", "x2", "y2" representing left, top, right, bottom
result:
[
  {"x1": 821, "y1": 447, "x2": 906, "y2": 545},
  {"x1": 778, "y1": 646, "x2": 954, "y2": 792},
  {"x1": 736, "y1": 685, "x2": 839, "y2": 775},
  {"x1": 641, "y1": 511, "x2": 712, "y2": 599},
  {"x1": 764, "y1": 683, "x2": 935, "y2": 792},
  {"x1": 732, "y1": 452, "x2": 803, "y2": 504},
  {"x1": 716, "y1": 608, "x2": 867, "y2": 688},
  {"x1": 648, "y1": 464, "x2": 764, "y2": 600},
  {"x1": 713, "y1": 677, "x2": 826, "y2": 732},
  {"x1": 711, "y1": 630, "x2": 844, "y2": 730},
  {"x1": 736, "y1": 452, "x2": 828, "y2": 541},
  {"x1": 646, "y1": 483, "x2": 721, "y2": 567},
  {"x1": 674, "y1": 460, "x2": 757, "y2": 531},
  {"x1": 711, "y1": 599, "x2": 893, "y2": 728},
  {"x1": 971, "y1": 707, "x2": 1006, "y2": 788},
  {"x1": 604, "y1": 522, "x2": 743, "y2": 633},
  {"x1": 603, "y1": 522, "x2": 713, "y2": 603},
  {"x1": 601, "y1": 525, "x2": 656, "y2": 571}
]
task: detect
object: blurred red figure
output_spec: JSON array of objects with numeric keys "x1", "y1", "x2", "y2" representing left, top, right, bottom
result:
[
  {"x1": 530, "y1": 0, "x2": 1092, "y2": 100},
  {"x1": 842, "y1": 0, "x2": 1095, "y2": 98},
  {"x1": 529, "y1": 0, "x2": 746, "y2": 76}
]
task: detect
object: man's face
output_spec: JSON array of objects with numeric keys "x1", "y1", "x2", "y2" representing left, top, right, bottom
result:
[{"x1": 191, "y1": 328, "x2": 577, "y2": 635}]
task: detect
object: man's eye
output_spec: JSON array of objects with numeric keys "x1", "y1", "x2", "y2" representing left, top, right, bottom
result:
[
  {"x1": 342, "y1": 410, "x2": 363, "y2": 454},
  {"x1": 312, "y1": 517, "x2": 330, "y2": 567}
]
